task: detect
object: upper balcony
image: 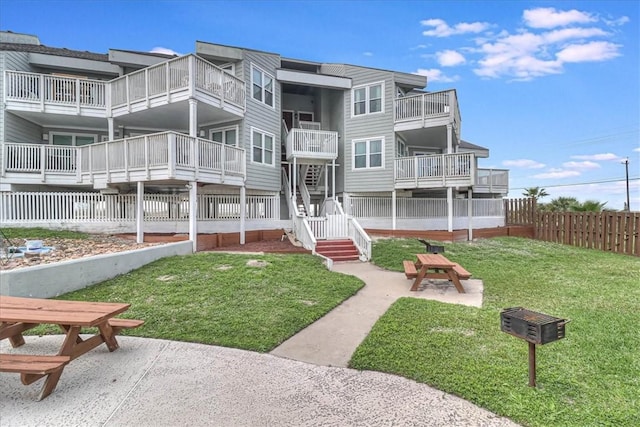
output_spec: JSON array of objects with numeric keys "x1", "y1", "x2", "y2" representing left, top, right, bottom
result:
[
  {"x1": 285, "y1": 123, "x2": 338, "y2": 163},
  {"x1": 1, "y1": 132, "x2": 246, "y2": 189},
  {"x1": 110, "y1": 55, "x2": 245, "y2": 127},
  {"x1": 4, "y1": 71, "x2": 108, "y2": 120},
  {"x1": 394, "y1": 90, "x2": 461, "y2": 147}
]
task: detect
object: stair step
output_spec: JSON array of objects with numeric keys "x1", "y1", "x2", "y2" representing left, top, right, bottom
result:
[
  {"x1": 330, "y1": 255, "x2": 360, "y2": 262},
  {"x1": 316, "y1": 250, "x2": 359, "y2": 257}
]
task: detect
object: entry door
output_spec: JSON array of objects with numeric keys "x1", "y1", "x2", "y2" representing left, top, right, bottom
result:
[{"x1": 282, "y1": 111, "x2": 294, "y2": 132}]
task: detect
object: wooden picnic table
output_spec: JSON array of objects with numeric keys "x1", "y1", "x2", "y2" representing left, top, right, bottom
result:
[
  {"x1": 405, "y1": 253, "x2": 469, "y2": 293},
  {"x1": 0, "y1": 295, "x2": 142, "y2": 399}
]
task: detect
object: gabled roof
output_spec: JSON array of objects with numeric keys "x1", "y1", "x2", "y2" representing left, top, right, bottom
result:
[{"x1": 0, "y1": 42, "x2": 109, "y2": 62}]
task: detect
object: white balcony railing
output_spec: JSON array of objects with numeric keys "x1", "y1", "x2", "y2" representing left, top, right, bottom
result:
[
  {"x1": 286, "y1": 128, "x2": 338, "y2": 160},
  {"x1": 1, "y1": 132, "x2": 245, "y2": 184},
  {"x1": 395, "y1": 153, "x2": 474, "y2": 187},
  {"x1": 78, "y1": 131, "x2": 245, "y2": 181},
  {"x1": 5, "y1": 71, "x2": 108, "y2": 109},
  {"x1": 394, "y1": 89, "x2": 460, "y2": 132},
  {"x1": 110, "y1": 55, "x2": 245, "y2": 111},
  {"x1": 476, "y1": 168, "x2": 509, "y2": 189}
]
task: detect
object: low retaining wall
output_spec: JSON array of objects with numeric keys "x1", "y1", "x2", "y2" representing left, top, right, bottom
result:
[
  {"x1": 366, "y1": 226, "x2": 534, "y2": 241},
  {"x1": 0, "y1": 241, "x2": 193, "y2": 298}
]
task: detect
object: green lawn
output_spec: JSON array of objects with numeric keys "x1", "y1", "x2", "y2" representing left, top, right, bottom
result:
[
  {"x1": 28, "y1": 251, "x2": 364, "y2": 352},
  {"x1": 351, "y1": 237, "x2": 640, "y2": 427}
]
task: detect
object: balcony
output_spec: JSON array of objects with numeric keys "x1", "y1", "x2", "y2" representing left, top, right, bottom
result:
[
  {"x1": 475, "y1": 168, "x2": 509, "y2": 195},
  {"x1": 110, "y1": 55, "x2": 245, "y2": 124},
  {"x1": 1, "y1": 132, "x2": 246, "y2": 188},
  {"x1": 4, "y1": 71, "x2": 107, "y2": 118},
  {"x1": 286, "y1": 128, "x2": 338, "y2": 162},
  {"x1": 394, "y1": 90, "x2": 461, "y2": 145},
  {"x1": 394, "y1": 153, "x2": 474, "y2": 189}
]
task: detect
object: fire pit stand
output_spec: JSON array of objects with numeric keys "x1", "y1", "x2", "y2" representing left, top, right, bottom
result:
[{"x1": 500, "y1": 307, "x2": 569, "y2": 387}]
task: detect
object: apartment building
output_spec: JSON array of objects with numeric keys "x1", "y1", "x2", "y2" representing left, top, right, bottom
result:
[{"x1": 0, "y1": 31, "x2": 509, "y2": 258}]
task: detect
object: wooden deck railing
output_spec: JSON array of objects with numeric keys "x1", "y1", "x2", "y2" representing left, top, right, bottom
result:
[{"x1": 395, "y1": 153, "x2": 474, "y2": 185}]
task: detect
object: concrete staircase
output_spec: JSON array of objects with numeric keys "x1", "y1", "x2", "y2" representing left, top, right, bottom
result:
[{"x1": 315, "y1": 239, "x2": 360, "y2": 262}]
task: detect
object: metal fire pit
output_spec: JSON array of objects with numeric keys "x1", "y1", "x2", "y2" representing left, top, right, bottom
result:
[
  {"x1": 417, "y1": 239, "x2": 444, "y2": 254},
  {"x1": 500, "y1": 307, "x2": 569, "y2": 387}
]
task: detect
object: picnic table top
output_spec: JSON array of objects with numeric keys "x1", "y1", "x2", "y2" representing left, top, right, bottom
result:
[
  {"x1": 416, "y1": 253, "x2": 456, "y2": 268},
  {"x1": 0, "y1": 296, "x2": 130, "y2": 327}
]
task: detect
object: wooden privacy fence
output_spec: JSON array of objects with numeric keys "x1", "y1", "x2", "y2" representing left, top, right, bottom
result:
[
  {"x1": 535, "y1": 211, "x2": 639, "y2": 256},
  {"x1": 505, "y1": 199, "x2": 639, "y2": 256}
]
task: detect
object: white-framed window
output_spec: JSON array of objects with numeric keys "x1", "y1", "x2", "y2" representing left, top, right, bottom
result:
[
  {"x1": 209, "y1": 125, "x2": 239, "y2": 146},
  {"x1": 50, "y1": 132, "x2": 97, "y2": 146},
  {"x1": 251, "y1": 127, "x2": 275, "y2": 166},
  {"x1": 251, "y1": 64, "x2": 274, "y2": 108},
  {"x1": 352, "y1": 81, "x2": 384, "y2": 116},
  {"x1": 352, "y1": 137, "x2": 384, "y2": 169}
]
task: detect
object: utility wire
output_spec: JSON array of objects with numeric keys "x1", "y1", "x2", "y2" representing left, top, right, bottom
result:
[{"x1": 510, "y1": 176, "x2": 640, "y2": 191}]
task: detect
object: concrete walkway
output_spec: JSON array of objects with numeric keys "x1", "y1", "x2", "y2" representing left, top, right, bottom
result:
[
  {"x1": 271, "y1": 261, "x2": 483, "y2": 367},
  {"x1": 0, "y1": 262, "x2": 519, "y2": 426}
]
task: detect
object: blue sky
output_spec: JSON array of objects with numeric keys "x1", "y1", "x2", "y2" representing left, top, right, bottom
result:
[{"x1": 2, "y1": 0, "x2": 639, "y2": 210}]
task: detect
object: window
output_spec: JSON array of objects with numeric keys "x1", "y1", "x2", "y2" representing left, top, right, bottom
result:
[
  {"x1": 396, "y1": 138, "x2": 407, "y2": 157},
  {"x1": 251, "y1": 65, "x2": 274, "y2": 107},
  {"x1": 210, "y1": 126, "x2": 238, "y2": 146},
  {"x1": 50, "y1": 132, "x2": 97, "y2": 146},
  {"x1": 251, "y1": 128, "x2": 274, "y2": 166},
  {"x1": 352, "y1": 82, "x2": 384, "y2": 116},
  {"x1": 353, "y1": 137, "x2": 384, "y2": 169}
]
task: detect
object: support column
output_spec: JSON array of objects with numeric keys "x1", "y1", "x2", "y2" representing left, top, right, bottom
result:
[
  {"x1": 136, "y1": 182, "x2": 144, "y2": 243},
  {"x1": 446, "y1": 124, "x2": 453, "y2": 154},
  {"x1": 107, "y1": 118, "x2": 115, "y2": 141},
  {"x1": 324, "y1": 163, "x2": 328, "y2": 201},
  {"x1": 240, "y1": 186, "x2": 246, "y2": 244},
  {"x1": 189, "y1": 181, "x2": 197, "y2": 252},
  {"x1": 447, "y1": 187, "x2": 453, "y2": 232},
  {"x1": 293, "y1": 158, "x2": 297, "y2": 207},
  {"x1": 332, "y1": 159, "x2": 336, "y2": 201},
  {"x1": 467, "y1": 189, "x2": 473, "y2": 241},
  {"x1": 188, "y1": 98, "x2": 198, "y2": 137},
  {"x1": 392, "y1": 190, "x2": 397, "y2": 230}
]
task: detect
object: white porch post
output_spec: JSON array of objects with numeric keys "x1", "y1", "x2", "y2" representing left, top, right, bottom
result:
[
  {"x1": 324, "y1": 163, "x2": 328, "y2": 201},
  {"x1": 447, "y1": 187, "x2": 453, "y2": 232},
  {"x1": 467, "y1": 189, "x2": 473, "y2": 241},
  {"x1": 293, "y1": 158, "x2": 297, "y2": 205},
  {"x1": 189, "y1": 181, "x2": 197, "y2": 252},
  {"x1": 240, "y1": 186, "x2": 246, "y2": 244},
  {"x1": 188, "y1": 99, "x2": 198, "y2": 137},
  {"x1": 136, "y1": 181, "x2": 144, "y2": 243},
  {"x1": 392, "y1": 190, "x2": 397, "y2": 230},
  {"x1": 107, "y1": 118, "x2": 114, "y2": 141},
  {"x1": 446, "y1": 124, "x2": 453, "y2": 154},
  {"x1": 332, "y1": 159, "x2": 336, "y2": 201}
]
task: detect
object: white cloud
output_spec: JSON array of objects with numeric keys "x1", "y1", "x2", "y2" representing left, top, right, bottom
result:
[
  {"x1": 532, "y1": 170, "x2": 581, "y2": 179},
  {"x1": 421, "y1": 18, "x2": 490, "y2": 37},
  {"x1": 410, "y1": 44, "x2": 428, "y2": 50},
  {"x1": 150, "y1": 47, "x2": 180, "y2": 56},
  {"x1": 413, "y1": 68, "x2": 459, "y2": 83},
  {"x1": 363, "y1": 52, "x2": 373, "y2": 57},
  {"x1": 523, "y1": 7, "x2": 595, "y2": 29},
  {"x1": 562, "y1": 160, "x2": 601, "y2": 170},
  {"x1": 633, "y1": 147, "x2": 640, "y2": 153},
  {"x1": 556, "y1": 41, "x2": 621, "y2": 62},
  {"x1": 570, "y1": 153, "x2": 620, "y2": 161},
  {"x1": 502, "y1": 159, "x2": 546, "y2": 169},
  {"x1": 414, "y1": 7, "x2": 629, "y2": 81},
  {"x1": 436, "y1": 50, "x2": 466, "y2": 67}
]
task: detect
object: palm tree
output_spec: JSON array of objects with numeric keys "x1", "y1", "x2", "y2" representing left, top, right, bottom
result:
[
  {"x1": 573, "y1": 200, "x2": 608, "y2": 212},
  {"x1": 545, "y1": 196, "x2": 580, "y2": 212},
  {"x1": 522, "y1": 187, "x2": 549, "y2": 201}
]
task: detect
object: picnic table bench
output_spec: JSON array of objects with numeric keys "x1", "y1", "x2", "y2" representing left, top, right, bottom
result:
[
  {"x1": 402, "y1": 253, "x2": 471, "y2": 293},
  {"x1": 0, "y1": 295, "x2": 144, "y2": 400}
]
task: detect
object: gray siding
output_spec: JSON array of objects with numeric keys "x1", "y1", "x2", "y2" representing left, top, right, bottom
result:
[
  {"x1": 323, "y1": 89, "x2": 345, "y2": 194},
  {"x1": 240, "y1": 50, "x2": 282, "y2": 191},
  {"x1": 342, "y1": 65, "x2": 396, "y2": 193},
  {"x1": 0, "y1": 51, "x2": 33, "y2": 142},
  {"x1": 5, "y1": 115, "x2": 41, "y2": 143}
]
